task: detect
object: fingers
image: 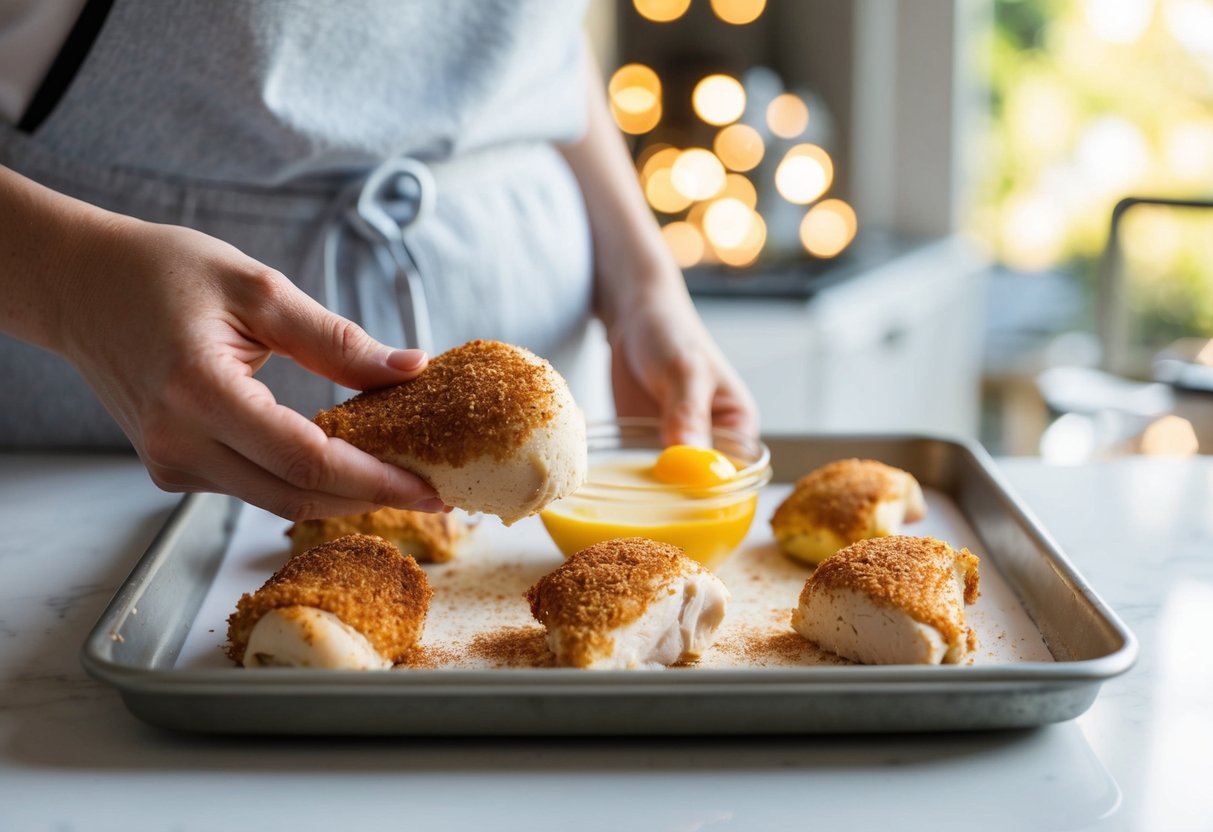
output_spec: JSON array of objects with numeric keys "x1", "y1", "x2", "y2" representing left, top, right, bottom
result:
[
  {"x1": 166, "y1": 358, "x2": 440, "y2": 512},
  {"x1": 710, "y1": 373, "x2": 760, "y2": 439},
  {"x1": 659, "y1": 354, "x2": 715, "y2": 448},
  {"x1": 148, "y1": 440, "x2": 417, "y2": 520},
  {"x1": 217, "y1": 386, "x2": 439, "y2": 509},
  {"x1": 236, "y1": 268, "x2": 428, "y2": 391}
]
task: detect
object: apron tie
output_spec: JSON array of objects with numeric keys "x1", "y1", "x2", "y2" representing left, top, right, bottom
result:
[{"x1": 324, "y1": 157, "x2": 436, "y2": 360}]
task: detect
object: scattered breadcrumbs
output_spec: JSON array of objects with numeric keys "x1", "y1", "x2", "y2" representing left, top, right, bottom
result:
[
  {"x1": 710, "y1": 625, "x2": 852, "y2": 666},
  {"x1": 466, "y1": 626, "x2": 554, "y2": 668},
  {"x1": 397, "y1": 644, "x2": 459, "y2": 669}
]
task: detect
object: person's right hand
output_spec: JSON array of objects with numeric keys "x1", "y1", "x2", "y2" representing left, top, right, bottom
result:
[{"x1": 53, "y1": 216, "x2": 441, "y2": 520}]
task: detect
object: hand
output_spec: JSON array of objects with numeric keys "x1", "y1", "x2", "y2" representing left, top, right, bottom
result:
[
  {"x1": 608, "y1": 280, "x2": 759, "y2": 447},
  {"x1": 56, "y1": 217, "x2": 441, "y2": 520},
  {"x1": 555, "y1": 48, "x2": 758, "y2": 448}
]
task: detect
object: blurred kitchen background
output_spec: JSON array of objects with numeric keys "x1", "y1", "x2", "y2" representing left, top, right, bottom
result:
[{"x1": 582, "y1": 0, "x2": 1213, "y2": 462}]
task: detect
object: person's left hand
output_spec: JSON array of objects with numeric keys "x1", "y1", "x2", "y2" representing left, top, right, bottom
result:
[{"x1": 607, "y1": 280, "x2": 758, "y2": 448}]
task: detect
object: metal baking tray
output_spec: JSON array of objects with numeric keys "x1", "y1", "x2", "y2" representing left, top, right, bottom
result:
[{"x1": 82, "y1": 435, "x2": 1137, "y2": 735}]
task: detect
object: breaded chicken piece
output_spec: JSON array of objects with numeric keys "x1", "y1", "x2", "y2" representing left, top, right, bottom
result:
[
  {"x1": 791, "y1": 535, "x2": 980, "y2": 665},
  {"x1": 286, "y1": 507, "x2": 467, "y2": 562},
  {"x1": 314, "y1": 340, "x2": 586, "y2": 525},
  {"x1": 227, "y1": 534, "x2": 431, "y2": 669},
  {"x1": 527, "y1": 537, "x2": 729, "y2": 669},
  {"x1": 771, "y1": 459, "x2": 926, "y2": 565}
]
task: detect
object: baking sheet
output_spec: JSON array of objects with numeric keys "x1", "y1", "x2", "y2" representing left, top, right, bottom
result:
[
  {"x1": 84, "y1": 435, "x2": 1138, "y2": 734},
  {"x1": 177, "y1": 486, "x2": 1053, "y2": 671}
]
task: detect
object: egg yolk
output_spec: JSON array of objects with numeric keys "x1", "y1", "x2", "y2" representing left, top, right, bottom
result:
[{"x1": 652, "y1": 445, "x2": 737, "y2": 486}]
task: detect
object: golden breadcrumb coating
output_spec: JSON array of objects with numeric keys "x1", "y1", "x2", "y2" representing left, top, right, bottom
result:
[
  {"x1": 526, "y1": 537, "x2": 706, "y2": 668},
  {"x1": 286, "y1": 507, "x2": 466, "y2": 562},
  {"x1": 797, "y1": 535, "x2": 980, "y2": 653},
  {"x1": 226, "y1": 533, "x2": 432, "y2": 665},
  {"x1": 771, "y1": 458, "x2": 925, "y2": 540},
  {"x1": 313, "y1": 340, "x2": 560, "y2": 468}
]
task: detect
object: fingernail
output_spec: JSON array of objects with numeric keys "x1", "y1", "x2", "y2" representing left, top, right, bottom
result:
[
  {"x1": 387, "y1": 349, "x2": 427, "y2": 372},
  {"x1": 413, "y1": 497, "x2": 448, "y2": 513}
]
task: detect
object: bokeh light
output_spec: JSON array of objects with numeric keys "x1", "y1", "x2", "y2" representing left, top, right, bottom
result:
[
  {"x1": 609, "y1": 64, "x2": 662, "y2": 135},
  {"x1": 1163, "y1": 120, "x2": 1213, "y2": 184},
  {"x1": 661, "y1": 221, "x2": 706, "y2": 268},
  {"x1": 633, "y1": 0, "x2": 692, "y2": 23},
  {"x1": 799, "y1": 198, "x2": 858, "y2": 258},
  {"x1": 1075, "y1": 116, "x2": 1150, "y2": 196},
  {"x1": 640, "y1": 146, "x2": 681, "y2": 187},
  {"x1": 774, "y1": 144, "x2": 833, "y2": 204},
  {"x1": 645, "y1": 167, "x2": 694, "y2": 213},
  {"x1": 711, "y1": 0, "x2": 766, "y2": 26},
  {"x1": 720, "y1": 173, "x2": 758, "y2": 209},
  {"x1": 1122, "y1": 205, "x2": 1184, "y2": 272},
  {"x1": 1006, "y1": 75, "x2": 1076, "y2": 157},
  {"x1": 715, "y1": 211, "x2": 767, "y2": 267},
  {"x1": 1083, "y1": 0, "x2": 1154, "y2": 44},
  {"x1": 1040, "y1": 412, "x2": 1098, "y2": 464},
  {"x1": 1140, "y1": 415, "x2": 1200, "y2": 456},
  {"x1": 999, "y1": 191, "x2": 1067, "y2": 272},
  {"x1": 703, "y1": 198, "x2": 755, "y2": 249},
  {"x1": 714, "y1": 123, "x2": 765, "y2": 172},
  {"x1": 1164, "y1": 0, "x2": 1213, "y2": 57},
  {"x1": 692, "y1": 74, "x2": 746, "y2": 126},
  {"x1": 766, "y1": 93, "x2": 810, "y2": 139},
  {"x1": 671, "y1": 149, "x2": 727, "y2": 200}
]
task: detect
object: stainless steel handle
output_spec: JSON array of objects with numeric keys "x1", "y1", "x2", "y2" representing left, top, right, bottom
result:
[{"x1": 1097, "y1": 195, "x2": 1213, "y2": 376}]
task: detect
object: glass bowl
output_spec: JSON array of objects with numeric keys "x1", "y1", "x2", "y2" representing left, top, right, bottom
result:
[{"x1": 539, "y1": 418, "x2": 772, "y2": 569}]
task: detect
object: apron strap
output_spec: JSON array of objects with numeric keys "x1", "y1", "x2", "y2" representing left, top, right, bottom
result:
[
  {"x1": 18, "y1": 0, "x2": 117, "y2": 133},
  {"x1": 323, "y1": 156, "x2": 437, "y2": 400}
]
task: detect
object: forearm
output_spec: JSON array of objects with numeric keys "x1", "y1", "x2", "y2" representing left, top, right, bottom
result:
[
  {"x1": 558, "y1": 45, "x2": 758, "y2": 442},
  {"x1": 558, "y1": 46, "x2": 693, "y2": 335},
  {"x1": 0, "y1": 164, "x2": 123, "y2": 354}
]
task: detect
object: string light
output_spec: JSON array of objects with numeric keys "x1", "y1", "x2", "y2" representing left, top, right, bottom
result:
[
  {"x1": 774, "y1": 143, "x2": 833, "y2": 204},
  {"x1": 621, "y1": 1, "x2": 857, "y2": 272},
  {"x1": 645, "y1": 167, "x2": 694, "y2": 213},
  {"x1": 661, "y1": 221, "x2": 706, "y2": 267},
  {"x1": 799, "y1": 198, "x2": 857, "y2": 258},
  {"x1": 633, "y1": 0, "x2": 692, "y2": 23},
  {"x1": 714, "y1": 123, "x2": 764, "y2": 172},
  {"x1": 608, "y1": 64, "x2": 662, "y2": 134},
  {"x1": 766, "y1": 93, "x2": 810, "y2": 139},
  {"x1": 692, "y1": 74, "x2": 746, "y2": 126},
  {"x1": 711, "y1": 0, "x2": 766, "y2": 26},
  {"x1": 671, "y1": 149, "x2": 727, "y2": 200},
  {"x1": 704, "y1": 198, "x2": 756, "y2": 249},
  {"x1": 640, "y1": 146, "x2": 681, "y2": 187},
  {"x1": 716, "y1": 212, "x2": 767, "y2": 266},
  {"x1": 720, "y1": 173, "x2": 758, "y2": 209}
]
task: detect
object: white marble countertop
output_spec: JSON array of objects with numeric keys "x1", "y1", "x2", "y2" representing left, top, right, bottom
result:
[{"x1": 0, "y1": 452, "x2": 1209, "y2": 831}]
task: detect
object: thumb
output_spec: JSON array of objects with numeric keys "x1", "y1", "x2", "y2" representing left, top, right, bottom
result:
[
  {"x1": 660, "y1": 359, "x2": 714, "y2": 448},
  {"x1": 251, "y1": 279, "x2": 428, "y2": 390}
]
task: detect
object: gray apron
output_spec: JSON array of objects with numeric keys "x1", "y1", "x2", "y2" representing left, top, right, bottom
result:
[{"x1": 0, "y1": 0, "x2": 597, "y2": 448}]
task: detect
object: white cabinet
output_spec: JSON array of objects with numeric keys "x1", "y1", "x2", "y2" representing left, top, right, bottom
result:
[{"x1": 694, "y1": 236, "x2": 986, "y2": 437}]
